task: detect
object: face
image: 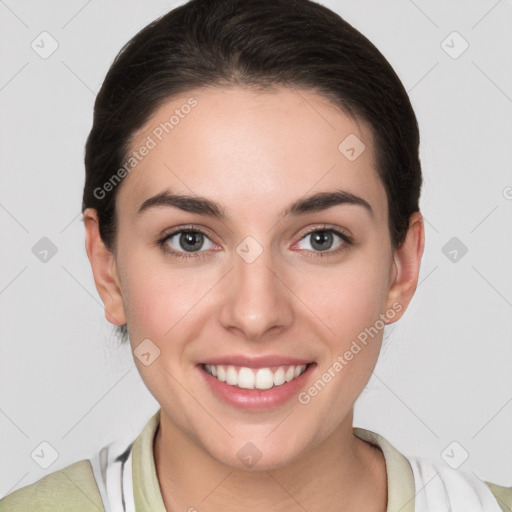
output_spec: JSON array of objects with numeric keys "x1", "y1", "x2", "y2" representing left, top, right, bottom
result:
[{"x1": 89, "y1": 86, "x2": 422, "y2": 470}]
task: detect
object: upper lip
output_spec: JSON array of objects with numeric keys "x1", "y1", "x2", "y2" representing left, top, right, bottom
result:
[{"x1": 200, "y1": 355, "x2": 313, "y2": 368}]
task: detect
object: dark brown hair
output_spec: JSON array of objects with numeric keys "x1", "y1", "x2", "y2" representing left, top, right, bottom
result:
[{"x1": 83, "y1": 0, "x2": 422, "y2": 341}]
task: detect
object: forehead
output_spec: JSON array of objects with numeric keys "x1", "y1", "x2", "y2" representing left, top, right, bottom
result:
[{"x1": 116, "y1": 86, "x2": 386, "y2": 224}]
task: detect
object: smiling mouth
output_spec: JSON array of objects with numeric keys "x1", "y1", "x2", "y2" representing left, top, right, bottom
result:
[{"x1": 202, "y1": 363, "x2": 311, "y2": 390}]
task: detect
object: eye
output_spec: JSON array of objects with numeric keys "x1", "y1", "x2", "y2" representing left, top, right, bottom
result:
[
  {"x1": 158, "y1": 227, "x2": 216, "y2": 259},
  {"x1": 295, "y1": 226, "x2": 352, "y2": 255},
  {"x1": 157, "y1": 224, "x2": 352, "y2": 261}
]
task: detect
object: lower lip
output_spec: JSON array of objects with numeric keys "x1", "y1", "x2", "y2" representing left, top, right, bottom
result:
[{"x1": 198, "y1": 364, "x2": 316, "y2": 411}]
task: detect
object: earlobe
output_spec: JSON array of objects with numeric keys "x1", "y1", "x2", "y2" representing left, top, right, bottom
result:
[
  {"x1": 83, "y1": 208, "x2": 127, "y2": 326},
  {"x1": 385, "y1": 211, "x2": 425, "y2": 323}
]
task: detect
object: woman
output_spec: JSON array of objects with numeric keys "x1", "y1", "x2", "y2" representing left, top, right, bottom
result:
[{"x1": 1, "y1": 0, "x2": 510, "y2": 510}]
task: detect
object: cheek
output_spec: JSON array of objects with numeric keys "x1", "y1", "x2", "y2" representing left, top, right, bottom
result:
[
  {"x1": 293, "y1": 255, "x2": 391, "y2": 342},
  {"x1": 294, "y1": 261, "x2": 390, "y2": 422},
  {"x1": 119, "y1": 229, "x2": 392, "y2": 347},
  {"x1": 119, "y1": 250, "x2": 218, "y2": 341}
]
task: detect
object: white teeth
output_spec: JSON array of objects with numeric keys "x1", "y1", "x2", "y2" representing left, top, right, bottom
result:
[
  {"x1": 255, "y1": 368, "x2": 274, "y2": 390},
  {"x1": 217, "y1": 365, "x2": 226, "y2": 382},
  {"x1": 226, "y1": 366, "x2": 238, "y2": 385},
  {"x1": 238, "y1": 367, "x2": 255, "y2": 389},
  {"x1": 203, "y1": 363, "x2": 308, "y2": 390},
  {"x1": 273, "y1": 367, "x2": 285, "y2": 386}
]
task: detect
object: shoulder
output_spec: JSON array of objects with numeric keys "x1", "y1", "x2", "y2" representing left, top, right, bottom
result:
[
  {"x1": 407, "y1": 453, "x2": 511, "y2": 512},
  {"x1": 487, "y1": 481, "x2": 512, "y2": 512},
  {"x1": 353, "y1": 427, "x2": 512, "y2": 512},
  {"x1": 0, "y1": 459, "x2": 104, "y2": 512}
]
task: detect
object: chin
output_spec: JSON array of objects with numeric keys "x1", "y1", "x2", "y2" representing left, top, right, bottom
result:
[{"x1": 202, "y1": 430, "x2": 311, "y2": 472}]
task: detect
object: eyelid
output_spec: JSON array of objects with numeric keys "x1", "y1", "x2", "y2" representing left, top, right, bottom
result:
[
  {"x1": 160, "y1": 224, "x2": 214, "y2": 241},
  {"x1": 295, "y1": 223, "x2": 352, "y2": 242}
]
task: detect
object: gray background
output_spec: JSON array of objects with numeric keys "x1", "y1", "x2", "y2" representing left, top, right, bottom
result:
[{"x1": 1, "y1": 0, "x2": 511, "y2": 496}]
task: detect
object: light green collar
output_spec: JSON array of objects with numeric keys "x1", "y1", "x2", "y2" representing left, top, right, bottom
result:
[
  {"x1": 132, "y1": 409, "x2": 416, "y2": 512},
  {"x1": 353, "y1": 427, "x2": 415, "y2": 512},
  {"x1": 132, "y1": 409, "x2": 167, "y2": 512}
]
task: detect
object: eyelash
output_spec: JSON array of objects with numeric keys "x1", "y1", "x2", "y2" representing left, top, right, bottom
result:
[{"x1": 157, "y1": 224, "x2": 353, "y2": 261}]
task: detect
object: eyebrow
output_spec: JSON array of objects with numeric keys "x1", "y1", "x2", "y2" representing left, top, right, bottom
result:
[{"x1": 137, "y1": 189, "x2": 374, "y2": 220}]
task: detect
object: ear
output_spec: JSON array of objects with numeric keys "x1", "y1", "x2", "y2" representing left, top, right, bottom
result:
[
  {"x1": 83, "y1": 208, "x2": 127, "y2": 326},
  {"x1": 385, "y1": 211, "x2": 425, "y2": 323}
]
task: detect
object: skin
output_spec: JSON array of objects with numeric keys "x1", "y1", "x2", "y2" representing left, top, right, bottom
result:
[{"x1": 84, "y1": 86, "x2": 424, "y2": 511}]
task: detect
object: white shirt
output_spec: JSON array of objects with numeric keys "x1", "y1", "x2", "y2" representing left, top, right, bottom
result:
[{"x1": 89, "y1": 426, "x2": 503, "y2": 512}]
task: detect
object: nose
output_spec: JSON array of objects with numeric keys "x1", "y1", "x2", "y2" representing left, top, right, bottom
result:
[{"x1": 219, "y1": 242, "x2": 294, "y2": 341}]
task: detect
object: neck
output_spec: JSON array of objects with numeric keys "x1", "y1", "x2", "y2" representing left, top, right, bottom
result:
[{"x1": 153, "y1": 410, "x2": 388, "y2": 512}]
